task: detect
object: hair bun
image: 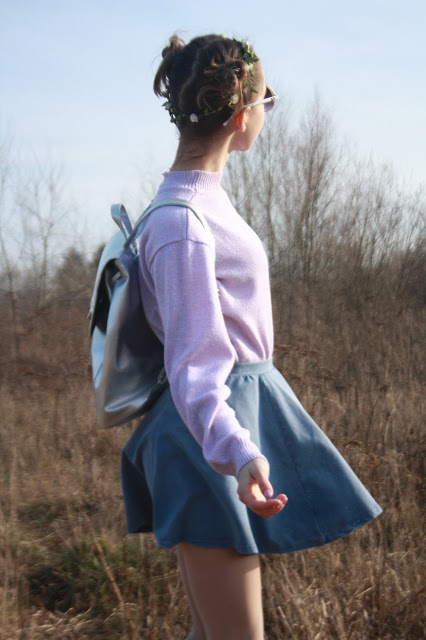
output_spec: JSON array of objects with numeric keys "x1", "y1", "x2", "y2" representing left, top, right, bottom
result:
[
  {"x1": 202, "y1": 59, "x2": 248, "y2": 110},
  {"x1": 153, "y1": 34, "x2": 262, "y2": 134},
  {"x1": 161, "y1": 34, "x2": 184, "y2": 60},
  {"x1": 154, "y1": 34, "x2": 185, "y2": 98}
]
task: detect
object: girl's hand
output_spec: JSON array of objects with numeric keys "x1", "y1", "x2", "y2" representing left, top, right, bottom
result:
[{"x1": 237, "y1": 458, "x2": 288, "y2": 518}]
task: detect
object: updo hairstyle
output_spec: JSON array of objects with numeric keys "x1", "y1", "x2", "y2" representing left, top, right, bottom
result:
[{"x1": 153, "y1": 34, "x2": 262, "y2": 136}]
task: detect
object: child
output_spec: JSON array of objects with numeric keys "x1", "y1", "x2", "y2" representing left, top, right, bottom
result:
[{"x1": 121, "y1": 34, "x2": 382, "y2": 640}]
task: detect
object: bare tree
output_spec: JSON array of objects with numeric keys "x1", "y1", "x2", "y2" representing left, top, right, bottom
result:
[
  {"x1": 225, "y1": 148, "x2": 258, "y2": 230},
  {"x1": 0, "y1": 131, "x2": 23, "y2": 356},
  {"x1": 54, "y1": 247, "x2": 92, "y2": 307},
  {"x1": 0, "y1": 136, "x2": 80, "y2": 361},
  {"x1": 223, "y1": 90, "x2": 425, "y2": 331},
  {"x1": 14, "y1": 154, "x2": 76, "y2": 311},
  {"x1": 328, "y1": 159, "x2": 426, "y2": 306}
]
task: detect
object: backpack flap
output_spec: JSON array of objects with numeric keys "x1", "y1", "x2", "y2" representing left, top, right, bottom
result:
[{"x1": 89, "y1": 231, "x2": 125, "y2": 335}]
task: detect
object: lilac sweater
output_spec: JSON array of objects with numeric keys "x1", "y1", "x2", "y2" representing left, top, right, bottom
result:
[{"x1": 138, "y1": 170, "x2": 274, "y2": 477}]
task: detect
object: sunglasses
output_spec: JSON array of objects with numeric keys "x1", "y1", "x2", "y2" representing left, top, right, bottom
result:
[{"x1": 223, "y1": 87, "x2": 278, "y2": 126}]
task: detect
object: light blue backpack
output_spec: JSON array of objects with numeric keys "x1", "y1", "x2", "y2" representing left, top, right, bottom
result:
[{"x1": 88, "y1": 199, "x2": 214, "y2": 428}]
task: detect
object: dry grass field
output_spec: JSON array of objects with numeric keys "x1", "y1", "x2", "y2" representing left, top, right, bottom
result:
[{"x1": 0, "y1": 281, "x2": 424, "y2": 639}]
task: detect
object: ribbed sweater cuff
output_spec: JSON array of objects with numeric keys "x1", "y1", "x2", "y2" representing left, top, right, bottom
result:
[{"x1": 231, "y1": 438, "x2": 268, "y2": 479}]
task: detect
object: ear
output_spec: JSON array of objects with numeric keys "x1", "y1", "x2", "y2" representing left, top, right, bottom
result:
[{"x1": 233, "y1": 108, "x2": 249, "y2": 132}]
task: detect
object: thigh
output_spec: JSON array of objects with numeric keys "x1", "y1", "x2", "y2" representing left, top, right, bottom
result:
[
  {"x1": 177, "y1": 543, "x2": 264, "y2": 640},
  {"x1": 177, "y1": 547, "x2": 206, "y2": 640}
]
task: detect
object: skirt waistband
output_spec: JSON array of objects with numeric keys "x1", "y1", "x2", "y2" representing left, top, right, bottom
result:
[{"x1": 229, "y1": 358, "x2": 273, "y2": 376}]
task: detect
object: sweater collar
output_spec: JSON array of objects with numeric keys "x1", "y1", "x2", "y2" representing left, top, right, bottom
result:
[{"x1": 161, "y1": 170, "x2": 223, "y2": 192}]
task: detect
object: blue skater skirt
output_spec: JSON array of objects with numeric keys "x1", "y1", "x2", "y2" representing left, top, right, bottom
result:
[{"x1": 121, "y1": 359, "x2": 382, "y2": 554}]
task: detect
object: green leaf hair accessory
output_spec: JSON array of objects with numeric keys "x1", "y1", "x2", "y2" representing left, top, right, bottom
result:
[
  {"x1": 162, "y1": 92, "x2": 226, "y2": 125},
  {"x1": 161, "y1": 37, "x2": 259, "y2": 126},
  {"x1": 231, "y1": 38, "x2": 259, "y2": 72}
]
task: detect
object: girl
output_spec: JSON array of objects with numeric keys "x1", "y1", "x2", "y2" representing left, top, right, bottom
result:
[{"x1": 121, "y1": 34, "x2": 381, "y2": 640}]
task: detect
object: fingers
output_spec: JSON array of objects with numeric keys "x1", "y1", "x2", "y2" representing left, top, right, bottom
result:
[
  {"x1": 238, "y1": 487, "x2": 288, "y2": 519},
  {"x1": 248, "y1": 459, "x2": 274, "y2": 499},
  {"x1": 237, "y1": 458, "x2": 288, "y2": 518},
  {"x1": 245, "y1": 496, "x2": 287, "y2": 519},
  {"x1": 260, "y1": 478, "x2": 274, "y2": 499}
]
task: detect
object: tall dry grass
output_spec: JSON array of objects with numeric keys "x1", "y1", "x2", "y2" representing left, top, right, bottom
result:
[
  {"x1": 0, "y1": 285, "x2": 424, "y2": 639},
  {"x1": 0, "y1": 99, "x2": 424, "y2": 638}
]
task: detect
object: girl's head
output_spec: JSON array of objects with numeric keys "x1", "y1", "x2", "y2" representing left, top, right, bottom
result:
[{"x1": 154, "y1": 34, "x2": 274, "y2": 141}]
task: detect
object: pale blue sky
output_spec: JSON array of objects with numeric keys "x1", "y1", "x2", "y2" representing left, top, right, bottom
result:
[{"x1": 1, "y1": 0, "x2": 425, "y2": 243}]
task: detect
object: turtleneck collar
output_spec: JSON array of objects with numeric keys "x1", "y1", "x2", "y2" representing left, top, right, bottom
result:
[{"x1": 161, "y1": 170, "x2": 223, "y2": 192}]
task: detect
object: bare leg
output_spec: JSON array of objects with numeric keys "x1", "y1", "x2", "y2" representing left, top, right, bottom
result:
[
  {"x1": 177, "y1": 543, "x2": 264, "y2": 640},
  {"x1": 177, "y1": 546, "x2": 207, "y2": 640}
]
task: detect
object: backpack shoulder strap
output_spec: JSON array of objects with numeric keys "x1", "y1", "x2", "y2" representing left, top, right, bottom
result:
[
  {"x1": 111, "y1": 203, "x2": 133, "y2": 238},
  {"x1": 124, "y1": 198, "x2": 215, "y2": 258}
]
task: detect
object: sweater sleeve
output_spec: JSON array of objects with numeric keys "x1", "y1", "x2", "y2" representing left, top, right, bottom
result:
[{"x1": 148, "y1": 236, "x2": 266, "y2": 477}]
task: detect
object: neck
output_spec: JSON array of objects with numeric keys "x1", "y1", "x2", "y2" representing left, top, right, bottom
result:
[{"x1": 170, "y1": 131, "x2": 232, "y2": 172}]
